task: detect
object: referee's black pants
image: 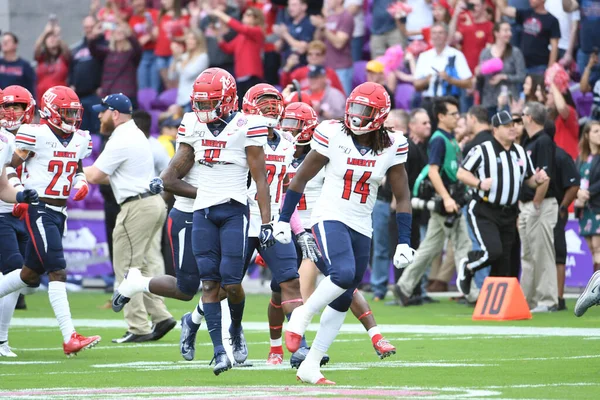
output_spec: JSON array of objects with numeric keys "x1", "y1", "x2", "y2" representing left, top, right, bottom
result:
[{"x1": 465, "y1": 199, "x2": 519, "y2": 277}]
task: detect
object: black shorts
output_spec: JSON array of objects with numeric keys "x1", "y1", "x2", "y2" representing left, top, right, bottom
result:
[{"x1": 554, "y1": 212, "x2": 568, "y2": 265}]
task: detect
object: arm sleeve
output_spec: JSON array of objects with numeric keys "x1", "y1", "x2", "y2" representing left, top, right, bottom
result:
[
  {"x1": 228, "y1": 18, "x2": 265, "y2": 42},
  {"x1": 218, "y1": 37, "x2": 236, "y2": 54},
  {"x1": 462, "y1": 145, "x2": 483, "y2": 173},
  {"x1": 14, "y1": 125, "x2": 38, "y2": 152},
  {"x1": 428, "y1": 137, "x2": 446, "y2": 166},
  {"x1": 81, "y1": 131, "x2": 93, "y2": 159},
  {"x1": 310, "y1": 123, "x2": 331, "y2": 158},
  {"x1": 533, "y1": 137, "x2": 554, "y2": 171},
  {"x1": 550, "y1": 16, "x2": 561, "y2": 38},
  {"x1": 515, "y1": 9, "x2": 525, "y2": 25},
  {"x1": 94, "y1": 140, "x2": 126, "y2": 175},
  {"x1": 176, "y1": 114, "x2": 199, "y2": 147},
  {"x1": 562, "y1": 156, "x2": 581, "y2": 189},
  {"x1": 392, "y1": 134, "x2": 409, "y2": 166},
  {"x1": 506, "y1": 49, "x2": 526, "y2": 84},
  {"x1": 245, "y1": 122, "x2": 269, "y2": 147},
  {"x1": 525, "y1": 148, "x2": 536, "y2": 179},
  {"x1": 455, "y1": 51, "x2": 473, "y2": 79},
  {"x1": 88, "y1": 36, "x2": 109, "y2": 60}
]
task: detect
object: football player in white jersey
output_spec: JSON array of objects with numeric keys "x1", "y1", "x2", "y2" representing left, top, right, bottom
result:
[
  {"x1": 273, "y1": 83, "x2": 415, "y2": 384},
  {"x1": 279, "y1": 102, "x2": 397, "y2": 366},
  {"x1": 126, "y1": 68, "x2": 273, "y2": 375},
  {"x1": 0, "y1": 86, "x2": 100, "y2": 357},
  {"x1": 0, "y1": 86, "x2": 36, "y2": 357}
]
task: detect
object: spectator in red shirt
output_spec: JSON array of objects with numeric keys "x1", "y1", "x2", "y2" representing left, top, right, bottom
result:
[
  {"x1": 305, "y1": 65, "x2": 346, "y2": 121},
  {"x1": 397, "y1": 0, "x2": 451, "y2": 47},
  {"x1": 280, "y1": 40, "x2": 345, "y2": 95},
  {"x1": 208, "y1": 5, "x2": 266, "y2": 100},
  {"x1": 34, "y1": 22, "x2": 70, "y2": 107},
  {"x1": 547, "y1": 83, "x2": 579, "y2": 159},
  {"x1": 129, "y1": 0, "x2": 161, "y2": 92},
  {"x1": 154, "y1": 0, "x2": 190, "y2": 89}
]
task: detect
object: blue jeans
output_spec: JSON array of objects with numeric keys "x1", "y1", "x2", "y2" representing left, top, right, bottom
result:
[
  {"x1": 370, "y1": 199, "x2": 392, "y2": 297},
  {"x1": 138, "y1": 50, "x2": 161, "y2": 93},
  {"x1": 577, "y1": 50, "x2": 600, "y2": 85},
  {"x1": 335, "y1": 66, "x2": 354, "y2": 96},
  {"x1": 462, "y1": 206, "x2": 490, "y2": 287},
  {"x1": 351, "y1": 36, "x2": 364, "y2": 62},
  {"x1": 526, "y1": 65, "x2": 547, "y2": 75},
  {"x1": 460, "y1": 91, "x2": 474, "y2": 113},
  {"x1": 79, "y1": 93, "x2": 101, "y2": 134}
]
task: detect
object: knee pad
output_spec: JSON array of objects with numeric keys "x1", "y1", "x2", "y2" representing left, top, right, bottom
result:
[
  {"x1": 1, "y1": 253, "x2": 24, "y2": 274},
  {"x1": 328, "y1": 289, "x2": 353, "y2": 312},
  {"x1": 220, "y1": 255, "x2": 245, "y2": 285},
  {"x1": 270, "y1": 278, "x2": 281, "y2": 293},
  {"x1": 176, "y1": 272, "x2": 200, "y2": 297}
]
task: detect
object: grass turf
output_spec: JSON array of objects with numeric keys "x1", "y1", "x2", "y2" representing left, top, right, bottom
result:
[{"x1": 0, "y1": 291, "x2": 599, "y2": 399}]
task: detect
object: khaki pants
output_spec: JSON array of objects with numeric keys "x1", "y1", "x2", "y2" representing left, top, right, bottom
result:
[
  {"x1": 429, "y1": 240, "x2": 456, "y2": 283},
  {"x1": 398, "y1": 213, "x2": 471, "y2": 296},
  {"x1": 113, "y1": 194, "x2": 172, "y2": 335},
  {"x1": 370, "y1": 28, "x2": 405, "y2": 59},
  {"x1": 518, "y1": 198, "x2": 558, "y2": 309}
]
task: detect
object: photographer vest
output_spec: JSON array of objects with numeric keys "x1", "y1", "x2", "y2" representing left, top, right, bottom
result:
[{"x1": 413, "y1": 130, "x2": 460, "y2": 198}]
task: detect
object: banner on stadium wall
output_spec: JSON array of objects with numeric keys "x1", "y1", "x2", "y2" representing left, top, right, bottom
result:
[
  {"x1": 565, "y1": 219, "x2": 594, "y2": 288},
  {"x1": 63, "y1": 218, "x2": 113, "y2": 278}
]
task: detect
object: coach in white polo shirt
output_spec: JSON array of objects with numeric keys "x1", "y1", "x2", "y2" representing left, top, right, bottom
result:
[{"x1": 84, "y1": 94, "x2": 175, "y2": 344}]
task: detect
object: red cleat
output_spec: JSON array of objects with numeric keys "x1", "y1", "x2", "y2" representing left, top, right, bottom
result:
[
  {"x1": 372, "y1": 335, "x2": 396, "y2": 359},
  {"x1": 285, "y1": 331, "x2": 302, "y2": 353},
  {"x1": 296, "y1": 376, "x2": 336, "y2": 385},
  {"x1": 266, "y1": 351, "x2": 284, "y2": 365},
  {"x1": 63, "y1": 332, "x2": 101, "y2": 357}
]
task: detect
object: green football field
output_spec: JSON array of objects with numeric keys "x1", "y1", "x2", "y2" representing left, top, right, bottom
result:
[{"x1": 1, "y1": 291, "x2": 599, "y2": 399}]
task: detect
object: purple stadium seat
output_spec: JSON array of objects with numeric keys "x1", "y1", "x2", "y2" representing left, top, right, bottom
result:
[
  {"x1": 137, "y1": 88, "x2": 158, "y2": 112},
  {"x1": 573, "y1": 90, "x2": 593, "y2": 118},
  {"x1": 151, "y1": 88, "x2": 178, "y2": 111},
  {"x1": 395, "y1": 83, "x2": 415, "y2": 111},
  {"x1": 353, "y1": 61, "x2": 368, "y2": 88},
  {"x1": 150, "y1": 110, "x2": 162, "y2": 136}
]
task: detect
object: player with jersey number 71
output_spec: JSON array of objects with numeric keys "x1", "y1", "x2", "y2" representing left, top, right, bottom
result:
[{"x1": 272, "y1": 82, "x2": 415, "y2": 385}]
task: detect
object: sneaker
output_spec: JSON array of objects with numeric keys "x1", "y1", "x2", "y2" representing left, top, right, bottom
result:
[
  {"x1": 456, "y1": 259, "x2": 473, "y2": 296},
  {"x1": 111, "y1": 331, "x2": 154, "y2": 344},
  {"x1": 63, "y1": 332, "x2": 101, "y2": 357},
  {"x1": 151, "y1": 317, "x2": 176, "y2": 341},
  {"x1": 230, "y1": 329, "x2": 248, "y2": 364},
  {"x1": 111, "y1": 268, "x2": 144, "y2": 312},
  {"x1": 210, "y1": 351, "x2": 232, "y2": 376},
  {"x1": 392, "y1": 285, "x2": 410, "y2": 306},
  {"x1": 290, "y1": 346, "x2": 330, "y2": 368},
  {"x1": 575, "y1": 270, "x2": 600, "y2": 317},
  {"x1": 180, "y1": 312, "x2": 200, "y2": 361},
  {"x1": 0, "y1": 342, "x2": 17, "y2": 357},
  {"x1": 557, "y1": 298, "x2": 567, "y2": 311},
  {"x1": 266, "y1": 351, "x2": 284, "y2": 365},
  {"x1": 373, "y1": 337, "x2": 396, "y2": 359}
]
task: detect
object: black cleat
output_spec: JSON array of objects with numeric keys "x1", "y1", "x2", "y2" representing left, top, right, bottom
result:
[
  {"x1": 211, "y1": 352, "x2": 232, "y2": 376},
  {"x1": 151, "y1": 317, "x2": 177, "y2": 341},
  {"x1": 112, "y1": 331, "x2": 154, "y2": 343},
  {"x1": 392, "y1": 285, "x2": 410, "y2": 306},
  {"x1": 456, "y1": 259, "x2": 473, "y2": 296},
  {"x1": 111, "y1": 290, "x2": 130, "y2": 313}
]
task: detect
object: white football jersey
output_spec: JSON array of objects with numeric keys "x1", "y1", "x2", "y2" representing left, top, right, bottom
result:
[
  {"x1": 287, "y1": 153, "x2": 326, "y2": 230},
  {"x1": 0, "y1": 128, "x2": 17, "y2": 213},
  {"x1": 177, "y1": 112, "x2": 268, "y2": 211},
  {"x1": 173, "y1": 146, "x2": 201, "y2": 214},
  {"x1": 247, "y1": 130, "x2": 295, "y2": 237},
  {"x1": 310, "y1": 121, "x2": 408, "y2": 238},
  {"x1": 15, "y1": 124, "x2": 93, "y2": 200}
]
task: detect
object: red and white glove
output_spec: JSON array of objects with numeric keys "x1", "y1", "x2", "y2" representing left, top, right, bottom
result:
[
  {"x1": 12, "y1": 203, "x2": 28, "y2": 220},
  {"x1": 72, "y1": 173, "x2": 89, "y2": 201}
]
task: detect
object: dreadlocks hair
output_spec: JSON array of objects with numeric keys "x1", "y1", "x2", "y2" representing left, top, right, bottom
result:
[{"x1": 341, "y1": 120, "x2": 394, "y2": 155}]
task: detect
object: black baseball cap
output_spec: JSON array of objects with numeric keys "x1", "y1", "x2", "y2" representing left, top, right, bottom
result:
[
  {"x1": 491, "y1": 110, "x2": 515, "y2": 127},
  {"x1": 308, "y1": 65, "x2": 326, "y2": 78},
  {"x1": 92, "y1": 93, "x2": 133, "y2": 114}
]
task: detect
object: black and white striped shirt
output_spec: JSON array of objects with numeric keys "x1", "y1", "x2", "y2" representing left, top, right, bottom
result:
[{"x1": 462, "y1": 138, "x2": 535, "y2": 206}]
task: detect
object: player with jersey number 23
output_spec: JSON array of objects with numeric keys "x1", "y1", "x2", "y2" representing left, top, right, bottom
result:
[
  {"x1": 0, "y1": 86, "x2": 100, "y2": 357},
  {"x1": 273, "y1": 82, "x2": 415, "y2": 385}
]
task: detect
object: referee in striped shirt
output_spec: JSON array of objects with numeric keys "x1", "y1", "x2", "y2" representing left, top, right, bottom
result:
[{"x1": 454, "y1": 111, "x2": 549, "y2": 295}]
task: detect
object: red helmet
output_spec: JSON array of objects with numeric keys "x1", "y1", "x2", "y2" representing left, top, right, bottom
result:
[
  {"x1": 40, "y1": 86, "x2": 82, "y2": 134},
  {"x1": 242, "y1": 83, "x2": 283, "y2": 128},
  {"x1": 344, "y1": 82, "x2": 391, "y2": 135},
  {"x1": 0, "y1": 85, "x2": 36, "y2": 130},
  {"x1": 191, "y1": 68, "x2": 238, "y2": 123},
  {"x1": 280, "y1": 102, "x2": 318, "y2": 146}
]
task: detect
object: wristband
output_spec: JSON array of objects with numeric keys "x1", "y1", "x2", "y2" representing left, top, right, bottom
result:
[
  {"x1": 279, "y1": 189, "x2": 302, "y2": 223},
  {"x1": 396, "y1": 212, "x2": 412, "y2": 245},
  {"x1": 477, "y1": 180, "x2": 482, "y2": 190}
]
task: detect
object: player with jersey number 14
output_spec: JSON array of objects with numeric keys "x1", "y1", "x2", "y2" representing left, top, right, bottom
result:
[
  {"x1": 273, "y1": 82, "x2": 415, "y2": 385},
  {"x1": 0, "y1": 86, "x2": 100, "y2": 357}
]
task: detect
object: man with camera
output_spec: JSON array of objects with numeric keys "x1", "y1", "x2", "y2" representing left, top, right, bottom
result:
[
  {"x1": 393, "y1": 97, "x2": 472, "y2": 305},
  {"x1": 455, "y1": 111, "x2": 548, "y2": 296}
]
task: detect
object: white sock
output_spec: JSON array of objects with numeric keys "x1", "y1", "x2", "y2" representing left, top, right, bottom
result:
[
  {"x1": 304, "y1": 277, "x2": 346, "y2": 318},
  {"x1": 311, "y1": 306, "x2": 346, "y2": 354},
  {"x1": 191, "y1": 302, "x2": 204, "y2": 325},
  {"x1": 140, "y1": 276, "x2": 152, "y2": 293},
  {"x1": 367, "y1": 326, "x2": 381, "y2": 339},
  {"x1": 270, "y1": 338, "x2": 282, "y2": 347},
  {"x1": 48, "y1": 281, "x2": 75, "y2": 343},
  {"x1": 0, "y1": 291, "x2": 19, "y2": 342},
  {"x1": 0, "y1": 270, "x2": 27, "y2": 298},
  {"x1": 220, "y1": 298, "x2": 234, "y2": 362}
]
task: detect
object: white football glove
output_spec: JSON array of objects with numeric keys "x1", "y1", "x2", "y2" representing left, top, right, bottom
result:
[
  {"x1": 272, "y1": 221, "x2": 292, "y2": 244},
  {"x1": 393, "y1": 244, "x2": 415, "y2": 269}
]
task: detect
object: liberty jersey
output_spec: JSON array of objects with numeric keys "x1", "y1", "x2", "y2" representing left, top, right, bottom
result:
[
  {"x1": 0, "y1": 128, "x2": 17, "y2": 213},
  {"x1": 177, "y1": 112, "x2": 268, "y2": 210},
  {"x1": 173, "y1": 145, "x2": 202, "y2": 214},
  {"x1": 15, "y1": 124, "x2": 92, "y2": 200},
  {"x1": 287, "y1": 154, "x2": 326, "y2": 229},
  {"x1": 247, "y1": 130, "x2": 295, "y2": 237},
  {"x1": 310, "y1": 121, "x2": 408, "y2": 238}
]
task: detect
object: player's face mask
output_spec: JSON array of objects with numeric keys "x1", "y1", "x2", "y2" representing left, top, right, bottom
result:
[
  {"x1": 256, "y1": 95, "x2": 283, "y2": 128},
  {"x1": 59, "y1": 107, "x2": 83, "y2": 133},
  {"x1": 281, "y1": 117, "x2": 310, "y2": 145},
  {"x1": 346, "y1": 102, "x2": 376, "y2": 135},
  {"x1": 0, "y1": 104, "x2": 26, "y2": 130},
  {"x1": 193, "y1": 99, "x2": 221, "y2": 123}
]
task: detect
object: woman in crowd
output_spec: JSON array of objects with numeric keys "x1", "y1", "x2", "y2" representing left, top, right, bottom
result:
[
  {"x1": 478, "y1": 21, "x2": 525, "y2": 117},
  {"x1": 576, "y1": 121, "x2": 600, "y2": 273},
  {"x1": 168, "y1": 30, "x2": 209, "y2": 111},
  {"x1": 34, "y1": 22, "x2": 71, "y2": 106},
  {"x1": 522, "y1": 74, "x2": 546, "y2": 103},
  {"x1": 154, "y1": 0, "x2": 190, "y2": 88},
  {"x1": 396, "y1": 0, "x2": 451, "y2": 46},
  {"x1": 547, "y1": 82, "x2": 579, "y2": 160},
  {"x1": 208, "y1": 5, "x2": 266, "y2": 100},
  {"x1": 89, "y1": 20, "x2": 142, "y2": 109}
]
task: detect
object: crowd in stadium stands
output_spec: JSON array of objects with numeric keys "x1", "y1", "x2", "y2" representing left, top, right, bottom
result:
[{"x1": 1, "y1": 0, "x2": 599, "y2": 311}]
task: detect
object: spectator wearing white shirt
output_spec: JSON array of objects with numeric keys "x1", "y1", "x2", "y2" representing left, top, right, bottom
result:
[
  {"x1": 545, "y1": 0, "x2": 579, "y2": 66},
  {"x1": 413, "y1": 23, "x2": 472, "y2": 124},
  {"x1": 84, "y1": 94, "x2": 175, "y2": 344}
]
